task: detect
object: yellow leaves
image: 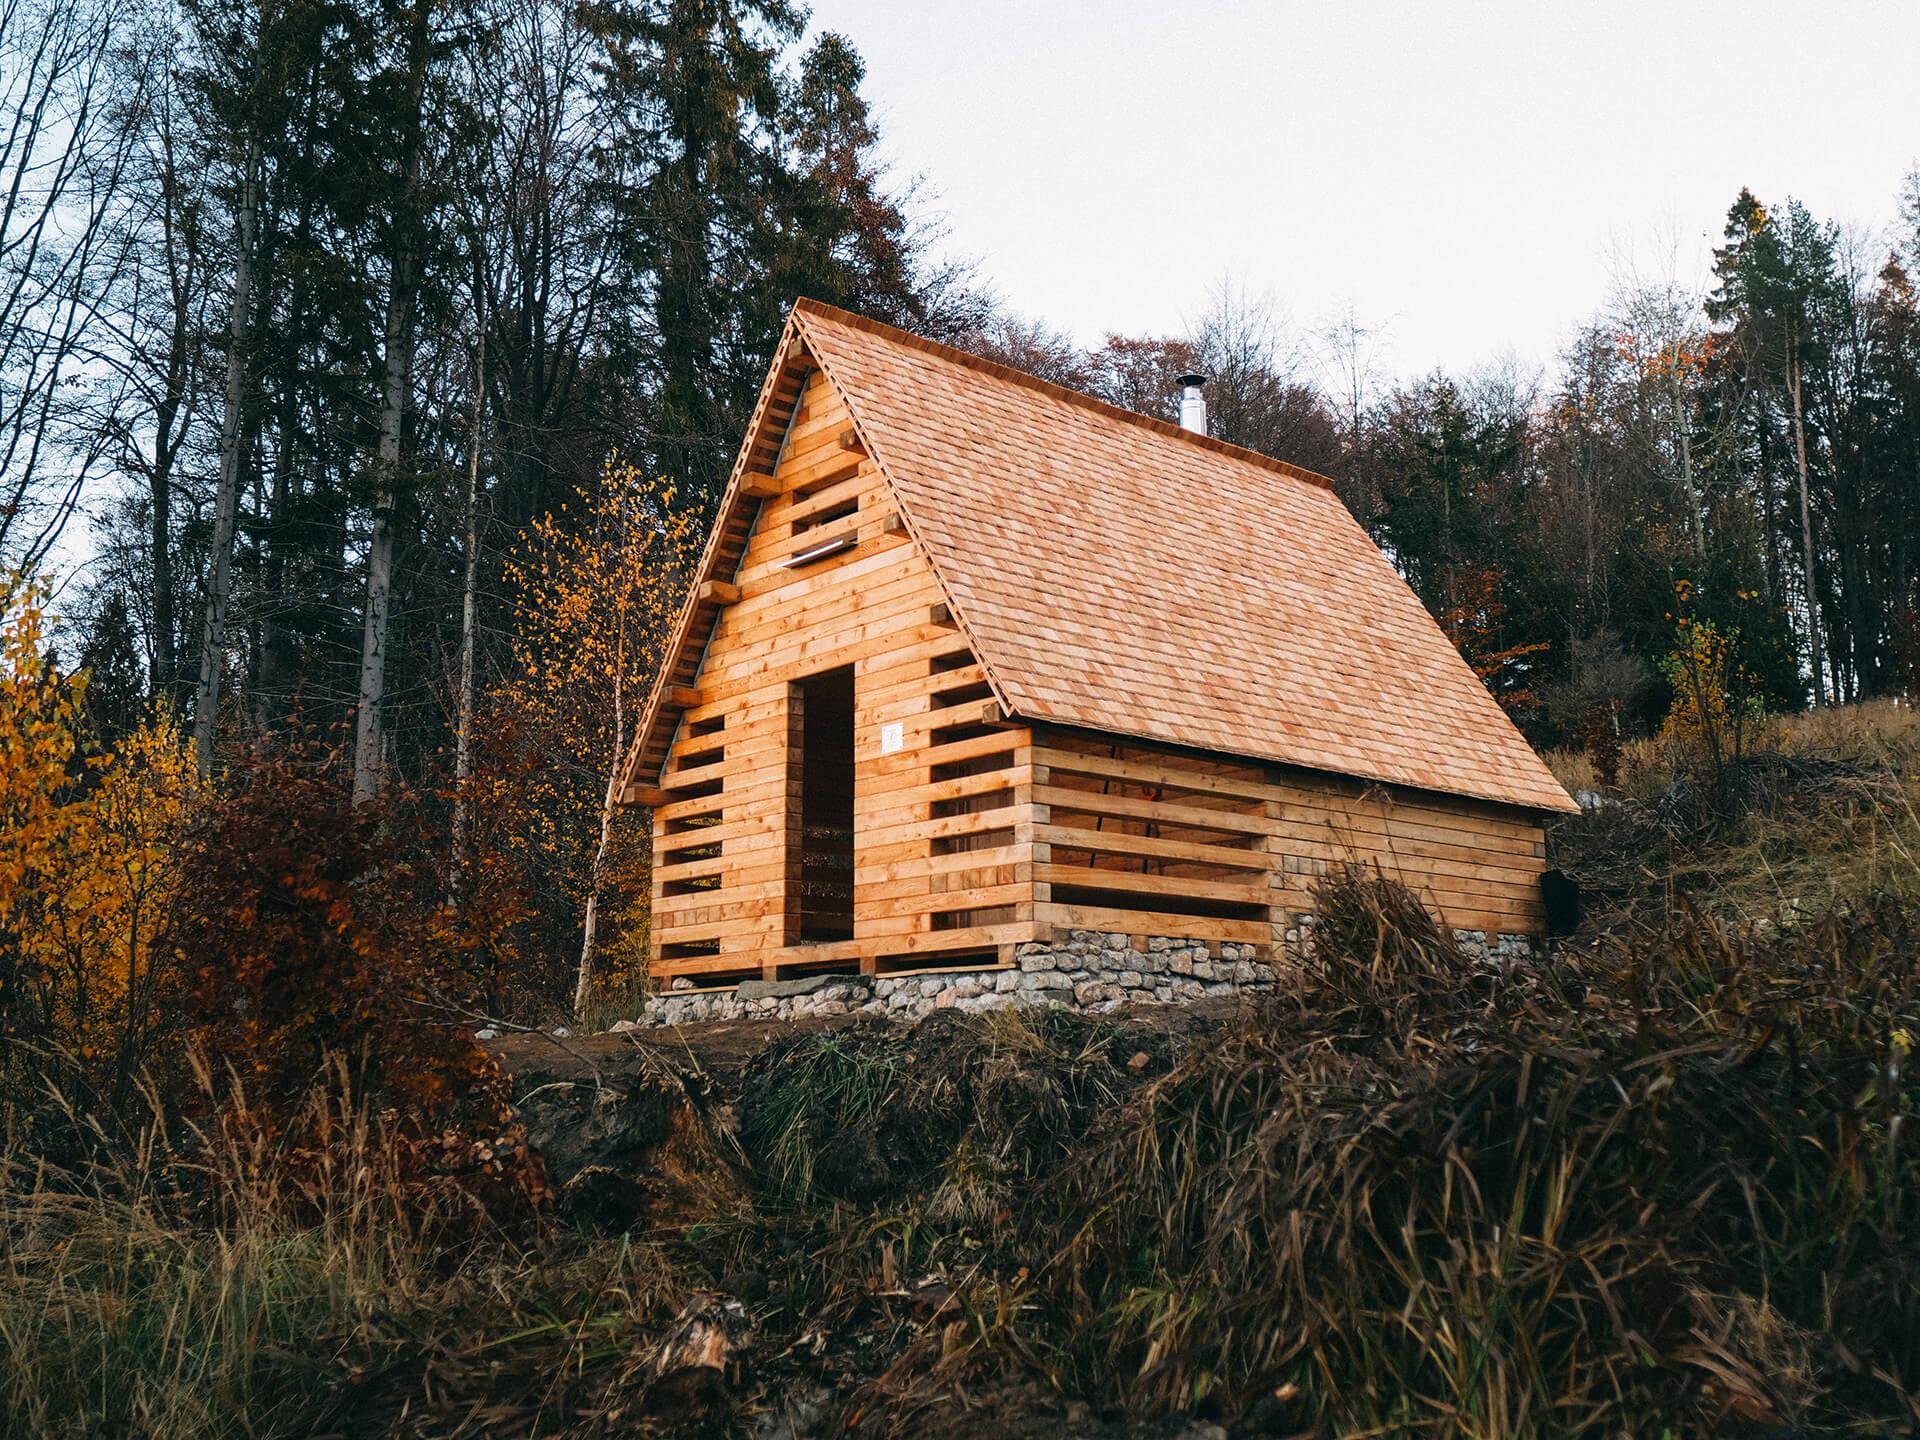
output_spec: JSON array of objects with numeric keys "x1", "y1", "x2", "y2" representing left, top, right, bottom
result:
[
  {"x1": 1658, "y1": 613, "x2": 1754, "y2": 760},
  {"x1": 479, "y1": 459, "x2": 706, "y2": 978},
  {"x1": 0, "y1": 575, "x2": 85, "y2": 937},
  {"x1": 0, "y1": 575, "x2": 194, "y2": 1064}
]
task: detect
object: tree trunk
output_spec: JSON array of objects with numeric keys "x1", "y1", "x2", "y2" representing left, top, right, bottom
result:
[
  {"x1": 352, "y1": 249, "x2": 412, "y2": 804},
  {"x1": 1787, "y1": 349, "x2": 1825, "y2": 706},
  {"x1": 575, "y1": 608, "x2": 629, "y2": 1021},
  {"x1": 147, "y1": 452, "x2": 175, "y2": 701},
  {"x1": 192, "y1": 133, "x2": 260, "y2": 778},
  {"x1": 450, "y1": 322, "x2": 485, "y2": 900},
  {"x1": 1671, "y1": 366, "x2": 1704, "y2": 559},
  {"x1": 574, "y1": 770, "x2": 620, "y2": 1022},
  {"x1": 351, "y1": 5, "x2": 428, "y2": 806}
]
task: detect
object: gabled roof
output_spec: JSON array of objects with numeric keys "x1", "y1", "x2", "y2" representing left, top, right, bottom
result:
[{"x1": 626, "y1": 298, "x2": 1578, "y2": 816}]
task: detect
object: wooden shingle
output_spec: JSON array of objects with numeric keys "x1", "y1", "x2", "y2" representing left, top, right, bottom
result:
[
  {"x1": 628, "y1": 300, "x2": 1577, "y2": 817},
  {"x1": 792, "y1": 301, "x2": 1576, "y2": 815}
]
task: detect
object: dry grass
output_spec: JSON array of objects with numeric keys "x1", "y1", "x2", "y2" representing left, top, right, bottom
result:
[
  {"x1": 1037, "y1": 868, "x2": 1920, "y2": 1436},
  {"x1": 9, "y1": 703, "x2": 1920, "y2": 1436},
  {"x1": 1548, "y1": 699, "x2": 1920, "y2": 926},
  {"x1": 0, "y1": 1061, "x2": 675, "y2": 1439}
]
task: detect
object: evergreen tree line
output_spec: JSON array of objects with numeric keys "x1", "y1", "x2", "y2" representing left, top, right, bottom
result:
[
  {"x1": 963, "y1": 184, "x2": 1920, "y2": 744},
  {"x1": 5, "y1": 0, "x2": 1919, "y2": 994}
]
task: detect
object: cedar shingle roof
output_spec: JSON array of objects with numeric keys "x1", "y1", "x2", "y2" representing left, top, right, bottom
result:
[{"x1": 631, "y1": 299, "x2": 1578, "y2": 816}]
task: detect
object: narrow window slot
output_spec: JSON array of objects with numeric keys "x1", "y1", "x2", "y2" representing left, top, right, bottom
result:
[
  {"x1": 667, "y1": 776, "x2": 723, "y2": 802},
  {"x1": 792, "y1": 497, "x2": 859, "y2": 535},
  {"x1": 660, "y1": 941, "x2": 721, "y2": 962},
  {"x1": 663, "y1": 876, "x2": 724, "y2": 897},
  {"x1": 932, "y1": 826, "x2": 1013, "y2": 856},
  {"x1": 781, "y1": 532, "x2": 858, "y2": 569},
  {"x1": 929, "y1": 679, "x2": 994, "y2": 710},
  {"x1": 931, "y1": 751, "x2": 1014, "y2": 783}
]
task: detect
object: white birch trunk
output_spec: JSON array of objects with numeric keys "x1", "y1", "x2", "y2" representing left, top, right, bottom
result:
[
  {"x1": 449, "y1": 323, "x2": 485, "y2": 899},
  {"x1": 574, "y1": 605, "x2": 629, "y2": 1021},
  {"x1": 352, "y1": 257, "x2": 411, "y2": 805},
  {"x1": 351, "y1": 11, "x2": 427, "y2": 805},
  {"x1": 192, "y1": 133, "x2": 259, "y2": 779},
  {"x1": 1787, "y1": 349, "x2": 1824, "y2": 707}
]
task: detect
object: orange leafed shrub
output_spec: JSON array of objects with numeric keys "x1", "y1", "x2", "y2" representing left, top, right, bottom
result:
[
  {"x1": 0, "y1": 578, "x2": 86, "y2": 1045},
  {"x1": 171, "y1": 737, "x2": 548, "y2": 1217},
  {"x1": 1440, "y1": 563, "x2": 1549, "y2": 718}
]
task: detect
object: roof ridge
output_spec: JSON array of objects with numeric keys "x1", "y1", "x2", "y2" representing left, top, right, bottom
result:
[{"x1": 791, "y1": 297, "x2": 1336, "y2": 492}]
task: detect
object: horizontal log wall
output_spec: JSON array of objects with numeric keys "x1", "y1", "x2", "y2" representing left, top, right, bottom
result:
[
  {"x1": 650, "y1": 368, "x2": 1042, "y2": 983},
  {"x1": 1030, "y1": 728, "x2": 1547, "y2": 946}
]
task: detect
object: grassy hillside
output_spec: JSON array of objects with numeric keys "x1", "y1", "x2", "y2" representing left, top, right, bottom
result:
[
  {"x1": 1546, "y1": 699, "x2": 1920, "y2": 925},
  {"x1": 4, "y1": 706, "x2": 1918, "y2": 1438}
]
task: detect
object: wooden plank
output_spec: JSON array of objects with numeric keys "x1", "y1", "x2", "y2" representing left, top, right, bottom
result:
[
  {"x1": 698, "y1": 580, "x2": 742, "y2": 605},
  {"x1": 1036, "y1": 822, "x2": 1267, "y2": 871},
  {"x1": 1034, "y1": 902, "x2": 1269, "y2": 945},
  {"x1": 1037, "y1": 864, "x2": 1269, "y2": 906}
]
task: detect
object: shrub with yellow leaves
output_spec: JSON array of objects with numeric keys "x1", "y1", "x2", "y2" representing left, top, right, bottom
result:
[
  {"x1": 30, "y1": 712, "x2": 195, "y2": 1104},
  {"x1": 0, "y1": 577, "x2": 86, "y2": 1057},
  {"x1": 1659, "y1": 578, "x2": 1763, "y2": 771},
  {"x1": 488, "y1": 461, "x2": 704, "y2": 1019},
  {"x1": 0, "y1": 576, "x2": 196, "y2": 1107}
]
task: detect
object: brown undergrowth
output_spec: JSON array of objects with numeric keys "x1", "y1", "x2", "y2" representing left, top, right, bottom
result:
[{"x1": 6, "y1": 710, "x2": 1920, "y2": 1436}]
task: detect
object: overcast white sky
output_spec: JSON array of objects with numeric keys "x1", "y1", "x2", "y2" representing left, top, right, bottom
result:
[{"x1": 805, "y1": 0, "x2": 1920, "y2": 384}]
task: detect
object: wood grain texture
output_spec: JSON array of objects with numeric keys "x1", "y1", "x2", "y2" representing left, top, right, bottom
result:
[
  {"x1": 649, "y1": 369, "x2": 1037, "y2": 980},
  {"x1": 639, "y1": 305, "x2": 1563, "y2": 985}
]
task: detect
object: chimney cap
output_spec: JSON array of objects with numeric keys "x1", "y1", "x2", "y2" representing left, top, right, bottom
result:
[{"x1": 1175, "y1": 371, "x2": 1208, "y2": 388}]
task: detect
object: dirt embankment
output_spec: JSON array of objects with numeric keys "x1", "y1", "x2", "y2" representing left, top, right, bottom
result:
[
  {"x1": 491, "y1": 1002, "x2": 1230, "y2": 1226},
  {"x1": 489, "y1": 1003, "x2": 1246, "y2": 1439}
]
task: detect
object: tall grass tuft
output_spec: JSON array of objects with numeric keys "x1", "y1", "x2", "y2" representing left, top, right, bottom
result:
[{"x1": 1041, "y1": 867, "x2": 1920, "y2": 1436}]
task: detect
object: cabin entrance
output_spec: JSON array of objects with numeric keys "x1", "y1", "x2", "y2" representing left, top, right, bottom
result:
[{"x1": 789, "y1": 666, "x2": 856, "y2": 942}]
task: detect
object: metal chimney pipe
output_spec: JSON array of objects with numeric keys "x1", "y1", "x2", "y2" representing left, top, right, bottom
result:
[{"x1": 1176, "y1": 371, "x2": 1208, "y2": 435}]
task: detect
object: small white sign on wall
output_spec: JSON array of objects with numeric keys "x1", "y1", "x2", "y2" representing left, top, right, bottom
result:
[{"x1": 880, "y1": 721, "x2": 904, "y2": 755}]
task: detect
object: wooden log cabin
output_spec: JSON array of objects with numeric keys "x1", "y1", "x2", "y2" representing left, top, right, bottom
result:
[{"x1": 621, "y1": 299, "x2": 1578, "y2": 992}]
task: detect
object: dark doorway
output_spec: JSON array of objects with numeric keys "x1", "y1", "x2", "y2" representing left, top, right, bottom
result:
[{"x1": 792, "y1": 666, "x2": 856, "y2": 942}]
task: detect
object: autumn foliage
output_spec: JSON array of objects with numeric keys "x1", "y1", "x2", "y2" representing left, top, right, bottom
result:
[
  {"x1": 486, "y1": 460, "x2": 704, "y2": 1015},
  {"x1": 1439, "y1": 563, "x2": 1549, "y2": 718},
  {"x1": 0, "y1": 580, "x2": 195, "y2": 1111},
  {"x1": 169, "y1": 737, "x2": 548, "y2": 1214}
]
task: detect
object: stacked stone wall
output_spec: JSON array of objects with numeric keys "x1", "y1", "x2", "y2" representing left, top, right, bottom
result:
[{"x1": 626, "y1": 927, "x2": 1537, "y2": 1028}]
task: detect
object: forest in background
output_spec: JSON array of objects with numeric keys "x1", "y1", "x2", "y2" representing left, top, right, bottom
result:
[{"x1": 3, "y1": 0, "x2": 1920, "y2": 1028}]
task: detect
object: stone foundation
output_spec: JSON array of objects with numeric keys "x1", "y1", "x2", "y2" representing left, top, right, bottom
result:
[
  {"x1": 1451, "y1": 930, "x2": 1538, "y2": 966},
  {"x1": 629, "y1": 931, "x2": 1275, "y2": 1028},
  {"x1": 623, "y1": 926, "x2": 1538, "y2": 1029}
]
